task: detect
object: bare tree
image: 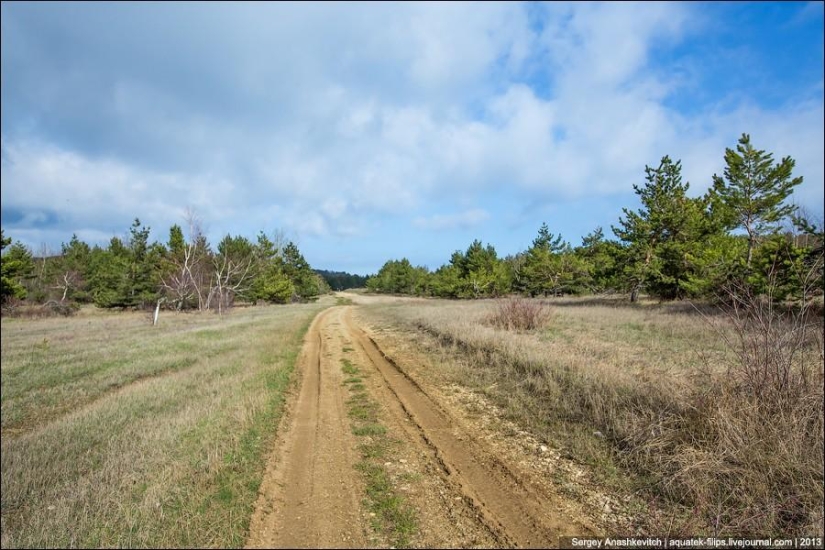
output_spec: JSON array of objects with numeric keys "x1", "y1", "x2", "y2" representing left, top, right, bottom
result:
[
  {"x1": 160, "y1": 208, "x2": 213, "y2": 311},
  {"x1": 206, "y1": 252, "x2": 255, "y2": 315},
  {"x1": 270, "y1": 228, "x2": 290, "y2": 258},
  {"x1": 159, "y1": 243, "x2": 198, "y2": 310},
  {"x1": 54, "y1": 270, "x2": 81, "y2": 303},
  {"x1": 36, "y1": 243, "x2": 52, "y2": 281}
]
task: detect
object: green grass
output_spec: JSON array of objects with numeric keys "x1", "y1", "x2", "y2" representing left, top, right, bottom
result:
[
  {"x1": 340, "y1": 357, "x2": 417, "y2": 547},
  {"x1": 1, "y1": 298, "x2": 332, "y2": 548},
  {"x1": 340, "y1": 358, "x2": 359, "y2": 375},
  {"x1": 352, "y1": 423, "x2": 387, "y2": 437}
]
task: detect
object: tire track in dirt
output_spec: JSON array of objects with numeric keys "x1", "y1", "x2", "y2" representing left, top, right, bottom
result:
[
  {"x1": 1, "y1": 356, "x2": 209, "y2": 441},
  {"x1": 245, "y1": 308, "x2": 367, "y2": 549},
  {"x1": 248, "y1": 304, "x2": 593, "y2": 548},
  {"x1": 343, "y1": 307, "x2": 591, "y2": 548}
]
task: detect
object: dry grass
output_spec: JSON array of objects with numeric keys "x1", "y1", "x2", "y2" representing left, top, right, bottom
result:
[
  {"x1": 1, "y1": 298, "x2": 331, "y2": 548},
  {"x1": 486, "y1": 297, "x2": 552, "y2": 331},
  {"x1": 359, "y1": 295, "x2": 824, "y2": 537}
]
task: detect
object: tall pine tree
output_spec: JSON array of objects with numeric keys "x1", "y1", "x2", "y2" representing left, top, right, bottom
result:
[
  {"x1": 710, "y1": 133, "x2": 803, "y2": 267},
  {"x1": 613, "y1": 156, "x2": 714, "y2": 301}
]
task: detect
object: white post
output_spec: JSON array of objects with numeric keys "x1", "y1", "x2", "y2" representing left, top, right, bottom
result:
[{"x1": 153, "y1": 299, "x2": 161, "y2": 326}]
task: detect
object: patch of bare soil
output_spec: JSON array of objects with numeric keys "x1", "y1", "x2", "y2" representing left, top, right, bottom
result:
[
  {"x1": 247, "y1": 302, "x2": 605, "y2": 548},
  {"x1": 246, "y1": 308, "x2": 367, "y2": 548}
]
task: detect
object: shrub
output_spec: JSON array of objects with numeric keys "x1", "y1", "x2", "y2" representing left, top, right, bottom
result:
[
  {"x1": 671, "y1": 277, "x2": 825, "y2": 536},
  {"x1": 1, "y1": 300, "x2": 79, "y2": 318},
  {"x1": 486, "y1": 297, "x2": 551, "y2": 331}
]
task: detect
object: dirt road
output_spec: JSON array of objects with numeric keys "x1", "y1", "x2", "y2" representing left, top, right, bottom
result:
[{"x1": 246, "y1": 302, "x2": 596, "y2": 548}]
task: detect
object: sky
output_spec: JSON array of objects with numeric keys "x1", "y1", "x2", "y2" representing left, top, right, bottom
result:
[{"x1": 2, "y1": 1, "x2": 823, "y2": 276}]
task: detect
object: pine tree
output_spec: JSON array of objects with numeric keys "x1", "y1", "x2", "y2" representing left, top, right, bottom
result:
[
  {"x1": 168, "y1": 224, "x2": 186, "y2": 258},
  {"x1": 576, "y1": 227, "x2": 622, "y2": 293},
  {"x1": 1, "y1": 230, "x2": 35, "y2": 304},
  {"x1": 613, "y1": 156, "x2": 714, "y2": 301},
  {"x1": 710, "y1": 133, "x2": 803, "y2": 267},
  {"x1": 57, "y1": 234, "x2": 92, "y2": 302},
  {"x1": 531, "y1": 222, "x2": 566, "y2": 253},
  {"x1": 126, "y1": 218, "x2": 160, "y2": 308},
  {"x1": 282, "y1": 242, "x2": 321, "y2": 299},
  {"x1": 522, "y1": 224, "x2": 572, "y2": 296}
]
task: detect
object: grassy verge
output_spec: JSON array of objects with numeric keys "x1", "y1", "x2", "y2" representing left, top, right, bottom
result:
[
  {"x1": 1, "y1": 299, "x2": 331, "y2": 548},
  {"x1": 339, "y1": 355, "x2": 417, "y2": 547},
  {"x1": 360, "y1": 296, "x2": 824, "y2": 537}
]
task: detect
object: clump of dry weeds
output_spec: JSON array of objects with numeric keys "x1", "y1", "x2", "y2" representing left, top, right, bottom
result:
[
  {"x1": 657, "y1": 282, "x2": 825, "y2": 537},
  {"x1": 486, "y1": 297, "x2": 552, "y2": 331},
  {"x1": 1, "y1": 300, "x2": 78, "y2": 319}
]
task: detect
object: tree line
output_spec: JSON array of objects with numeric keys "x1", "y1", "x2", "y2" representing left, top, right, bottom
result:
[
  {"x1": 1, "y1": 213, "x2": 330, "y2": 313},
  {"x1": 314, "y1": 269, "x2": 369, "y2": 291},
  {"x1": 366, "y1": 134, "x2": 824, "y2": 303},
  {"x1": 2, "y1": 134, "x2": 823, "y2": 311}
]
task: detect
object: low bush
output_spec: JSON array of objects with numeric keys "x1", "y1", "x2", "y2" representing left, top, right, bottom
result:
[
  {"x1": 2, "y1": 300, "x2": 79, "y2": 318},
  {"x1": 486, "y1": 297, "x2": 551, "y2": 331}
]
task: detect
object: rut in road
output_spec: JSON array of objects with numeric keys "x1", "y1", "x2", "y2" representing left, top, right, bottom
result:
[
  {"x1": 344, "y1": 307, "x2": 590, "y2": 548},
  {"x1": 246, "y1": 304, "x2": 593, "y2": 548},
  {"x1": 246, "y1": 308, "x2": 367, "y2": 548}
]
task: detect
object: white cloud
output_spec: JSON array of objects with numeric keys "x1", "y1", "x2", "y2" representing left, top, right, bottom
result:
[
  {"x1": 1, "y1": 1, "x2": 822, "y2": 267},
  {"x1": 0, "y1": 139, "x2": 232, "y2": 242},
  {"x1": 413, "y1": 209, "x2": 490, "y2": 231}
]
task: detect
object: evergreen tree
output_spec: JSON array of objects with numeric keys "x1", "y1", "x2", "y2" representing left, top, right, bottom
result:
[
  {"x1": 613, "y1": 156, "x2": 714, "y2": 301},
  {"x1": 747, "y1": 233, "x2": 809, "y2": 302},
  {"x1": 504, "y1": 252, "x2": 529, "y2": 294},
  {"x1": 251, "y1": 231, "x2": 293, "y2": 303},
  {"x1": 429, "y1": 264, "x2": 462, "y2": 298},
  {"x1": 447, "y1": 239, "x2": 509, "y2": 298},
  {"x1": 791, "y1": 211, "x2": 824, "y2": 295},
  {"x1": 168, "y1": 224, "x2": 186, "y2": 258},
  {"x1": 282, "y1": 242, "x2": 322, "y2": 299},
  {"x1": 710, "y1": 133, "x2": 803, "y2": 267},
  {"x1": 1, "y1": 230, "x2": 35, "y2": 304},
  {"x1": 575, "y1": 227, "x2": 622, "y2": 293},
  {"x1": 56, "y1": 234, "x2": 92, "y2": 303},
  {"x1": 532, "y1": 222, "x2": 566, "y2": 253},
  {"x1": 125, "y1": 218, "x2": 161, "y2": 308},
  {"x1": 86, "y1": 239, "x2": 130, "y2": 308},
  {"x1": 680, "y1": 233, "x2": 748, "y2": 299},
  {"x1": 367, "y1": 258, "x2": 413, "y2": 294},
  {"x1": 521, "y1": 224, "x2": 577, "y2": 297},
  {"x1": 315, "y1": 270, "x2": 369, "y2": 290}
]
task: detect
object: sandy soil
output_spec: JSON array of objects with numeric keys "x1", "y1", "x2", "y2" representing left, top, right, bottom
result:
[{"x1": 246, "y1": 298, "x2": 601, "y2": 548}]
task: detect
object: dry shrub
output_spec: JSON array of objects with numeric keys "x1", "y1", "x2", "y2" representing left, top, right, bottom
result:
[
  {"x1": 715, "y1": 280, "x2": 823, "y2": 399},
  {"x1": 671, "y1": 388, "x2": 823, "y2": 536},
  {"x1": 486, "y1": 297, "x2": 551, "y2": 331},
  {"x1": 648, "y1": 280, "x2": 825, "y2": 537},
  {"x1": 2, "y1": 300, "x2": 78, "y2": 319}
]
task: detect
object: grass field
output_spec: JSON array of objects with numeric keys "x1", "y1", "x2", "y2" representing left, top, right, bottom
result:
[
  {"x1": 358, "y1": 296, "x2": 824, "y2": 537},
  {"x1": 3, "y1": 293, "x2": 821, "y2": 546},
  {"x1": 1, "y1": 299, "x2": 330, "y2": 548}
]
